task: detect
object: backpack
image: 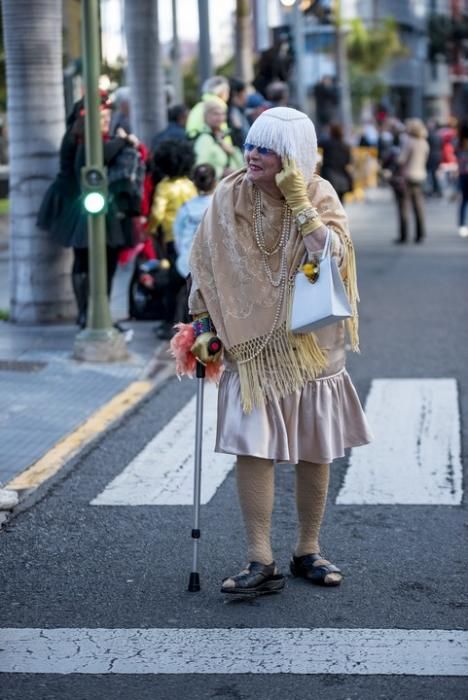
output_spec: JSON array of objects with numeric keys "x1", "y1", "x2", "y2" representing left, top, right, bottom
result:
[{"x1": 107, "y1": 145, "x2": 146, "y2": 216}]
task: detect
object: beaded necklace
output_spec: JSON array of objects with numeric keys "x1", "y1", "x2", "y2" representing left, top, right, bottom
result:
[
  {"x1": 235, "y1": 187, "x2": 293, "y2": 365},
  {"x1": 253, "y1": 186, "x2": 292, "y2": 288}
]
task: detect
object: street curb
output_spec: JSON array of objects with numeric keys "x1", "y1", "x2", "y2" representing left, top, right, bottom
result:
[
  {"x1": 7, "y1": 380, "x2": 155, "y2": 491},
  {"x1": 0, "y1": 346, "x2": 176, "y2": 526}
]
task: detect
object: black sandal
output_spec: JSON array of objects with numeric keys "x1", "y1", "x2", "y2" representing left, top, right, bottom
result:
[
  {"x1": 290, "y1": 553, "x2": 343, "y2": 587},
  {"x1": 221, "y1": 561, "x2": 285, "y2": 597}
]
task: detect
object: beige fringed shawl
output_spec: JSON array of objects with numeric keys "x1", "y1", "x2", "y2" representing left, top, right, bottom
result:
[{"x1": 189, "y1": 168, "x2": 360, "y2": 413}]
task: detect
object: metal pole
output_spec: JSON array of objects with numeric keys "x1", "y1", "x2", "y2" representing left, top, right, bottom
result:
[
  {"x1": 293, "y1": 3, "x2": 306, "y2": 112},
  {"x1": 74, "y1": 0, "x2": 127, "y2": 361},
  {"x1": 197, "y1": 0, "x2": 212, "y2": 90},
  {"x1": 171, "y1": 0, "x2": 184, "y2": 103},
  {"x1": 81, "y1": 0, "x2": 111, "y2": 331},
  {"x1": 334, "y1": 0, "x2": 353, "y2": 140},
  {"x1": 253, "y1": 0, "x2": 270, "y2": 52},
  {"x1": 188, "y1": 361, "x2": 205, "y2": 592}
]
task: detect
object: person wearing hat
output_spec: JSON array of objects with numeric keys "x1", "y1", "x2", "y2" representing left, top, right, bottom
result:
[
  {"x1": 37, "y1": 94, "x2": 139, "y2": 328},
  {"x1": 185, "y1": 75, "x2": 231, "y2": 139},
  {"x1": 245, "y1": 92, "x2": 272, "y2": 125},
  {"x1": 183, "y1": 107, "x2": 372, "y2": 596}
]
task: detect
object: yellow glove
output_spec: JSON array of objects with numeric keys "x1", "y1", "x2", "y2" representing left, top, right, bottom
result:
[
  {"x1": 275, "y1": 157, "x2": 310, "y2": 214},
  {"x1": 191, "y1": 332, "x2": 223, "y2": 364},
  {"x1": 275, "y1": 157, "x2": 323, "y2": 236}
]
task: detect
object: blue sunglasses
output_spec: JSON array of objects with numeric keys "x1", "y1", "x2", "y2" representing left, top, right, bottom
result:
[{"x1": 244, "y1": 143, "x2": 276, "y2": 156}]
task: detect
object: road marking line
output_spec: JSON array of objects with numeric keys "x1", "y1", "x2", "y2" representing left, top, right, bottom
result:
[
  {"x1": 91, "y1": 383, "x2": 235, "y2": 506},
  {"x1": 337, "y1": 379, "x2": 463, "y2": 505},
  {"x1": 6, "y1": 381, "x2": 154, "y2": 491},
  {"x1": 0, "y1": 627, "x2": 466, "y2": 675}
]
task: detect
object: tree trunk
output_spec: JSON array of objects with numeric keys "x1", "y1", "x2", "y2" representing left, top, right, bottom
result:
[
  {"x1": 235, "y1": 0, "x2": 254, "y2": 84},
  {"x1": 124, "y1": 0, "x2": 167, "y2": 147},
  {"x1": 171, "y1": 0, "x2": 184, "y2": 103},
  {"x1": 197, "y1": 0, "x2": 212, "y2": 88},
  {"x1": 2, "y1": 0, "x2": 74, "y2": 323}
]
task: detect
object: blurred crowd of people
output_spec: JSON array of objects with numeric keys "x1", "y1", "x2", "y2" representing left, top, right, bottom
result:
[
  {"x1": 37, "y1": 73, "x2": 468, "y2": 338},
  {"x1": 369, "y1": 114, "x2": 468, "y2": 243},
  {"x1": 319, "y1": 109, "x2": 468, "y2": 245},
  {"x1": 36, "y1": 74, "x2": 288, "y2": 338}
]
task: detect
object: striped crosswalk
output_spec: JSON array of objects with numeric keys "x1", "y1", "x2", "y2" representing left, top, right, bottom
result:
[
  {"x1": 91, "y1": 384, "x2": 235, "y2": 506},
  {"x1": 337, "y1": 378, "x2": 462, "y2": 505},
  {"x1": 91, "y1": 377, "x2": 463, "y2": 508},
  {"x1": 1, "y1": 377, "x2": 466, "y2": 681},
  {"x1": 1, "y1": 627, "x2": 466, "y2": 675}
]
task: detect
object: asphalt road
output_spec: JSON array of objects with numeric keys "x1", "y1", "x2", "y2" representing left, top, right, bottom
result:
[{"x1": 1, "y1": 193, "x2": 467, "y2": 699}]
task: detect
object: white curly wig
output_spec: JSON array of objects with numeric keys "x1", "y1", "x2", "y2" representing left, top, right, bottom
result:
[{"x1": 245, "y1": 107, "x2": 318, "y2": 182}]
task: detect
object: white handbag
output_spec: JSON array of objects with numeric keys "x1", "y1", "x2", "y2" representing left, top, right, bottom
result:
[{"x1": 290, "y1": 229, "x2": 352, "y2": 334}]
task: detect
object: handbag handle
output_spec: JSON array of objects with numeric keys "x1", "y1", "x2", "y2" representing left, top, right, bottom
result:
[
  {"x1": 319, "y1": 228, "x2": 332, "y2": 261},
  {"x1": 299, "y1": 228, "x2": 332, "y2": 267}
]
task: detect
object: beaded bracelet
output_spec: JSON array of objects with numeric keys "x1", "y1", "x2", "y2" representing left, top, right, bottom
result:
[{"x1": 192, "y1": 314, "x2": 214, "y2": 337}]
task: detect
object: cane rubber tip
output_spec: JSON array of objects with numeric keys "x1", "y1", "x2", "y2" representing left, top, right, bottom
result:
[{"x1": 188, "y1": 572, "x2": 201, "y2": 592}]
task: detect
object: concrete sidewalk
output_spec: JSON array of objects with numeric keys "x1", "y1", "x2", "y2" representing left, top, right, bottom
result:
[{"x1": 0, "y1": 222, "x2": 173, "y2": 502}]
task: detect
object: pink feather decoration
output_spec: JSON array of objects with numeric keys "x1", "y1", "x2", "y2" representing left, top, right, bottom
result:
[{"x1": 170, "y1": 323, "x2": 224, "y2": 383}]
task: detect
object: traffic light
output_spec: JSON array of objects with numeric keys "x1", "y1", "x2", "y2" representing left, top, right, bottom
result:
[{"x1": 81, "y1": 165, "x2": 108, "y2": 215}]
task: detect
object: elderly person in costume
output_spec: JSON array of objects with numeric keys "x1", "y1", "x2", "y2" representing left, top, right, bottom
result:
[{"x1": 175, "y1": 107, "x2": 372, "y2": 597}]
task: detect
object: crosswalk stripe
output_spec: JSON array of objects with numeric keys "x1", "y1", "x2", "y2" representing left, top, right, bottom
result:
[
  {"x1": 91, "y1": 383, "x2": 235, "y2": 506},
  {"x1": 92, "y1": 378, "x2": 463, "y2": 508},
  {"x1": 337, "y1": 379, "x2": 463, "y2": 505},
  {"x1": 1, "y1": 627, "x2": 466, "y2": 675}
]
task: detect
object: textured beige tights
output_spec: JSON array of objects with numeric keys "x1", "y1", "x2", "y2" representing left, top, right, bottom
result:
[
  {"x1": 235, "y1": 457, "x2": 330, "y2": 564},
  {"x1": 236, "y1": 456, "x2": 275, "y2": 565},
  {"x1": 294, "y1": 461, "x2": 330, "y2": 557}
]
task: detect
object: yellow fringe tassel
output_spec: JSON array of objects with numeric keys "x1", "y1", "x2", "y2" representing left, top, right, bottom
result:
[
  {"x1": 230, "y1": 323, "x2": 328, "y2": 414},
  {"x1": 343, "y1": 236, "x2": 360, "y2": 352}
]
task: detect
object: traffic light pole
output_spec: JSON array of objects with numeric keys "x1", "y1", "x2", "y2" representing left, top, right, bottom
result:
[
  {"x1": 334, "y1": 0, "x2": 353, "y2": 142},
  {"x1": 74, "y1": 0, "x2": 128, "y2": 361}
]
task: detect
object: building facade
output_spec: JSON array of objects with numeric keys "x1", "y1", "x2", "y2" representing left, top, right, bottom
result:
[{"x1": 275, "y1": 0, "x2": 461, "y2": 122}]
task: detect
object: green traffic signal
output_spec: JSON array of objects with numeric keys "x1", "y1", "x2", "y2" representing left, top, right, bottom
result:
[
  {"x1": 81, "y1": 165, "x2": 108, "y2": 215},
  {"x1": 83, "y1": 191, "x2": 106, "y2": 214}
]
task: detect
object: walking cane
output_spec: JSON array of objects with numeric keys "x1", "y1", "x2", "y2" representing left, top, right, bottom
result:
[{"x1": 188, "y1": 337, "x2": 222, "y2": 592}]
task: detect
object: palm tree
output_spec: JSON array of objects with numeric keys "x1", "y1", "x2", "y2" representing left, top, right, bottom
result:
[
  {"x1": 346, "y1": 16, "x2": 407, "y2": 119},
  {"x1": 1, "y1": 0, "x2": 73, "y2": 323},
  {"x1": 124, "y1": 0, "x2": 167, "y2": 147},
  {"x1": 235, "y1": 0, "x2": 254, "y2": 84}
]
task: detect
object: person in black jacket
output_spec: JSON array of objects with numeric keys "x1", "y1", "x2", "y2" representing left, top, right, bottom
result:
[
  {"x1": 37, "y1": 96, "x2": 139, "y2": 327},
  {"x1": 151, "y1": 104, "x2": 188, "y2": 153},
  {"x1": 426, "y1": 119, "x2": 442, "y2": 197},
  {"x1": 319, "y1": 122, "x2": 353, "y2": 202},
  {"x1": 227, "y1": 78, "x2": 250, "y2": 150}
]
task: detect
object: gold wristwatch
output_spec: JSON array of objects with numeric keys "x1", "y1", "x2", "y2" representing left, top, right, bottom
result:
[{"x1": 296, "y1": 207, "x2": 321, "y2": 228}]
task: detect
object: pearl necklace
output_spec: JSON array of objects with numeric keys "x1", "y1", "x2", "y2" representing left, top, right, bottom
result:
[
  {"x1": 253, "y1": 186, "x2": 292, "y2": 288},
  {"x1": 234, "y1": 188, "x2": 292, "y2": 365}
]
